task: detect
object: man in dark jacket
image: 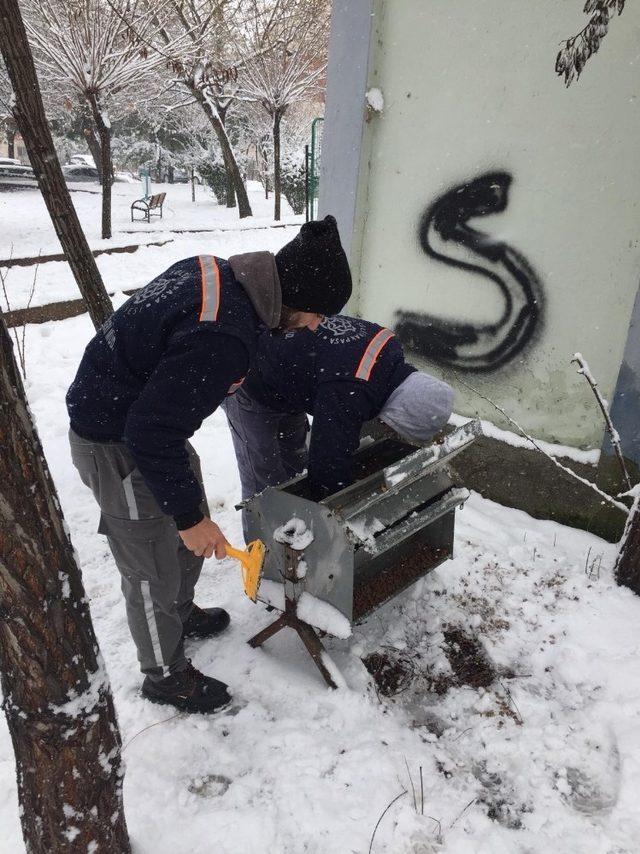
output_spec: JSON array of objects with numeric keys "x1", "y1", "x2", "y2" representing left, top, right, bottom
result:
[
  {"x1": 223, "y1": 314, "x2": 454, "y2": 527},
  {"x1": 66, "y1": 216, "x2": 352, "y2": 713}
]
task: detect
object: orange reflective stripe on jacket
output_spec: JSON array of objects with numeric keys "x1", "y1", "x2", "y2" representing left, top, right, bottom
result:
[
  {"x1": 198, "y1": 255, "x2": 221, "y2": 322},
  {"x1": 354, "y1": 328, "x2": 395, "y2": 381}
]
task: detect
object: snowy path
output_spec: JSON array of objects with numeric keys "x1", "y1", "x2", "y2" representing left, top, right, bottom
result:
[
  {"x1": 0, "y1": 182, "x2": 301, "y2": 311},
  {"x1": 1, "y1": 234, "x2": 640, "y2": 852}
]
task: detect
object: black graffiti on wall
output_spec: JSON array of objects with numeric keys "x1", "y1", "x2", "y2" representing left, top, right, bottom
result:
[{"x1": 395, "y1": 171, "x2": 543, "y2": 372}]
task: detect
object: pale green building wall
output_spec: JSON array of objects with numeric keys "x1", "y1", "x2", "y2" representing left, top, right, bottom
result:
[{"x1": 322, "y1": 0, "x2": 640, "y2": 449}]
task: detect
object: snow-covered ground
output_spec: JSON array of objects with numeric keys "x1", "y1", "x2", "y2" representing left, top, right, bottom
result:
[
  {"x1": 0, "y1": 181, "x2": 301, "y2": 310},
  {"x1": 1, "y1": 188, "x2": 640, "y2": 853}
]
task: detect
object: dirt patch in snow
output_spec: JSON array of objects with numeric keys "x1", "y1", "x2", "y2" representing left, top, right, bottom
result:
[
  {"x1": 362, "y1": 652, "x2": 414, "y2": 696},
  {"x1": 442, "y1": 628, "x2": 495, "y2": 689},
  {"x1": 363, "y1": 629, "x2": 496, "y2": 699}
]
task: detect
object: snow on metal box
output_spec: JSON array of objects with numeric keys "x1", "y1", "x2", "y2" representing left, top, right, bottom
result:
[
  {"x1": 245, "y1": 488, "x2": 355, "y2": 621},
  {"x1": 244, "y1": 421, "x2": 480, "y2": 626}
]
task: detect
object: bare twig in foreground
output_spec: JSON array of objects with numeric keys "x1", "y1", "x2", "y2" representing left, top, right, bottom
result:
[
  {"x1": 369, "y1": 790, "x2": 407, "y2": 854},
  {"x1": 449, "y1": 797, "x2": 477, "y2": 829},
  {"x1": 454, "y1": 374, "x2": 628, "y2": 514},
  {"x1": 572, "y1": 352, "x2": 632, "y2": 492}
]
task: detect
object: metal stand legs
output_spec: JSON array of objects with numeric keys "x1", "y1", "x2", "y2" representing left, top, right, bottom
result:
[{"x1": 247, "y1": 544, "x2": 339, "y2": 690}]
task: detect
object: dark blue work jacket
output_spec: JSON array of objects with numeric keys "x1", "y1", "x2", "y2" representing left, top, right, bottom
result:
[
  {"x1": 67, "y1": 256, "x2": 258, "y2": 526},
  {"x1": 244, "y1": 315, "x2": 415, "y2": 496}
]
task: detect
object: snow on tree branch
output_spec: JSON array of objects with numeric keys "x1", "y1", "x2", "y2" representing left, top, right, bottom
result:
[
  {"x1": 572, "y1": 352, "x2": 633, "y2": 492},
  {"x1": 233, "y1": 0, "x2": 329, "y2": 112},
  {"x1": 23, "y1": 0, "x2": 186, "y2": 108},
  {"x1": 455, "y1": 373, "x2": 629, "y2": 513}
]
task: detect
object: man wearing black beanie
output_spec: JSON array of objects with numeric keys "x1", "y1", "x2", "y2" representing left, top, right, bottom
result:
[
  {"x1": 275, "y1": 215, "x2": 352, "y2": 317},
  {"x1": 65, "y1": 215, "x2": 351, "y2": 715}
]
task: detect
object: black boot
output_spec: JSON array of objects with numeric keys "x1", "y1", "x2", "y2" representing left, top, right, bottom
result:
[
  {"x1": 142, "y1": 661, "x2": 231, "y2": 714},
  {"x1": 182, "y1": 604, "x2": 230, "y2": 639}
]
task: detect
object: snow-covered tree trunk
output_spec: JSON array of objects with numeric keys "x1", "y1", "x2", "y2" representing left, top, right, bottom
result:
[
  {"x1": 222, "y1": 145, "x2": 237, "y2": 207},
  {"x1": 87, "y1": 92, "x2": 113, "y2": 240},
  {"x1": 192, "y1": 84, "x2": 251, "y2": 218},
  {"x1": 0, "y1": 315, "x2": 130, "y2": 854},
  {"x1": 0, "y1": 0, "x2": 113, "y2": 329},
  {"x1": 273, "y1": 108, "x2": 282, "y2": 221},
  {"x1": 82, "y1": 109, "x2": 103, "y2": 183},
  {"x1": 616, "y1": 494, "x2": 640, "y2": 595},
  {"x1": 217, "y1": 103, "x2": 236, "y2": 208},
  {"x1": 259, "y1": 137, "x2": 270, "y2": 197}
]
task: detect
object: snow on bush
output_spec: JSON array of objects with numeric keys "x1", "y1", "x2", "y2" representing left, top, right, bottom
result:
[{"x1": 280, "y1": 149, "x2": 306, "y2": 215}]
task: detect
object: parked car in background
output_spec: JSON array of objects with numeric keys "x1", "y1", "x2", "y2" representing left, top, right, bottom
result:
[
  {"x1": 0, "y1": 159, "x2": 37, "y2": 189},
  {"x1": 68, "y1": 154, "x2": 97, "y2": 168},
  {"x1": 62, "y1": 164, "x2": 100, "y2": 183}
]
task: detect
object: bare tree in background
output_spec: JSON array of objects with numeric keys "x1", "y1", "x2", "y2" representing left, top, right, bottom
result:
[
  {"x1": 0, "y1": 0, "x2": 112, "y2": 329},
  {"x1": 235, "y1": 102, "x2": 273, "y2": 191},
  {"x1": 24, "y1": 0, "x2": 178, "y2": 239},
  {"x1": 202, "y1": 64, "x2": 243, "y2": 208},
  {"x1": 148, "y1": 0, "x2": 254, "y2": 217},
  {"x1": 236, "y1": 0, "x2": 328, "y2": 220},
  {"x1": 236, "y1": 99, "x2": 315, "y2": 201},
  {"x1": 556, "y1": 0, "x2": 626, "y2": 86},
  {"x1": 0, "y1": 308, "x2": 130, "y2": 851}
]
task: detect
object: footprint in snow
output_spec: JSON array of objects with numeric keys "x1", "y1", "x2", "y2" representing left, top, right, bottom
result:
[{"x1": 555, "y1": 726, "x2": 621, "y2": 815}]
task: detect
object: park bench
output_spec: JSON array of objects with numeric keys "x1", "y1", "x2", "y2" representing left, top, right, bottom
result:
[{"x1": 131, "y1": 192, "x2": 166, "y2": 223}]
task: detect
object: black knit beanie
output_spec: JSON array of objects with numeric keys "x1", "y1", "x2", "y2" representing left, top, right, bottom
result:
[{"x1": 275, "y1": 215, "x2": 352, "y2": 315}]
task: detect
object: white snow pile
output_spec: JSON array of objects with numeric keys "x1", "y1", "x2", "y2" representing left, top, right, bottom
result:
[
  {"x1": 296, "y1": 592, "x2": 352, "y2": 639},
  {"x1": 385, "y1": 468, "x2": 409, "y2": 488},
  {"x1": 346, "y1": 514, "x2": 386, "y2": 549},
  {"x1": 273, "y1": 516, "x2": 314, "y2": 550},
  {"x1": 366, "y1": 87, "x2": 385, "y2": 113},
  {"x1": 620, "y1": 483, "x2": 640, "y2": 499},
  {"x1": 320, "y1": 651, "x2": 347, "y2": 689},
  {"x1": 449, "y1": 412, "x2": 601, "y2": 466},
  {"x1": 255, "y1": 583, "x2": 352, "y2": 643}
]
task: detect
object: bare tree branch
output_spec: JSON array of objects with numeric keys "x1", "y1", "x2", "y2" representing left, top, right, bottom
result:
[
  {"x1": 22, "y1": 0, "x2": 189, "y2": 237},
  {"x1": 233, "y1": 0, "x2": 329, "y2": 218},
  {"x1": 455, "y1": 373, "x2": 629, "y2": 513},
  {"x1": 571, "y1": 352, "x2": 633, "y2": 491}
]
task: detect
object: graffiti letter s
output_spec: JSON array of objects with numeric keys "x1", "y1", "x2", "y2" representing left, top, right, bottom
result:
[{"x1": 395, "y1": 171, "x2": 543, "y2": 372}]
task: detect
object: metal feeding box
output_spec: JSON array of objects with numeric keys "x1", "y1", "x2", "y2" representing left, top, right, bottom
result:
[{"x1": 244, "y1": 420, "x2": 480, "y2": 687}]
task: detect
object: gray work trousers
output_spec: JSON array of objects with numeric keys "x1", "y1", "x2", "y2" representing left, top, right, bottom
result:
[
  {"x1": 69, "y1": 429, "x2": 208, "y2": 679},
  {"x1": 221, "y1": 388, "x2": 309, "y2": 538}
]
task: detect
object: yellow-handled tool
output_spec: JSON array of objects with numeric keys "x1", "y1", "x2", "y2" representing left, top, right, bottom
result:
[{"x1": 225, "y1": 540, "x2": 266, "y2": 602}]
